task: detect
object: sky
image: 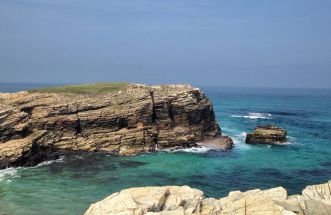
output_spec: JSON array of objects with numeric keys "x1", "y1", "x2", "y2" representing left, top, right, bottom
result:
[{"x1": 1, "y1": 0, "x2": 331, "y2": 88}]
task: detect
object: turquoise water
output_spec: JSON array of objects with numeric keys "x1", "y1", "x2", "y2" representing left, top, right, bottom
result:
[{"x1": 1, "y1": 85, "x2": 331, "y2": 215}]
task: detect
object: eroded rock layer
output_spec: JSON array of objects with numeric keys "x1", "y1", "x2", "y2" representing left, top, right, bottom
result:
[
  {"x1": 85, "y1": 180, "x2": 331, "y2": 215},
  {"x1": 246, "y1": 125, "x2": 287, "y2": 144},
  {"x1": 0, "y1": 84, "x2": 228, "y2": 168}
]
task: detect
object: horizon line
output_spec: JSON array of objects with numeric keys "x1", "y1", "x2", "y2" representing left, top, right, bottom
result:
[{"x1": 0, "y1": 81, "x2": 330, "y2": 90}]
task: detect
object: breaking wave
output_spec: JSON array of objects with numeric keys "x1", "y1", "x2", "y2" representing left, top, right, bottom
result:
[
  {"x1": 231, "y1": 132, "x2": 251, "y2": 150},
  {"x1": 231, "y1": 112, "x2": 273, "y2": 119},
  {"x1": 0, "y1": 156, "x2": 66, "y2": 183},
  {"x1": 36, "y1": 156, "x2": 65, "y2": 167},
  {"x1": 162, "y1": 146, "x2": 211, "y2": 154},
  {"x1": 0, "y1": 167, "x2": 19, "y2": 183},
  {"x1": 174, "y1": 146, "x2": 211, "y2": 153}
]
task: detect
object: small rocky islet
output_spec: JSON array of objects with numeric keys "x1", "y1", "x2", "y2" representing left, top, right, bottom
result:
[
  {"x1": 246, "y1": 125, "x2": 287, "y2": 145},
  {"x1": 0, "y1": 83, "x2": 232, "y2": 169}
]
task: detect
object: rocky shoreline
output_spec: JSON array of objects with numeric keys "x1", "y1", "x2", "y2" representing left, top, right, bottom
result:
[
  {"x1": 85, "y1": 180, "x2": 331, "y2": 215},
  {"x1": 0, "y1": 83, "x2": 232, "y2": 168}
]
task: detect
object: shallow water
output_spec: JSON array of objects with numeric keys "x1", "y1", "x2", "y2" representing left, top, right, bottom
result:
[{"x1": 1, "y1": 85, "x2": 331, "y2": 215}]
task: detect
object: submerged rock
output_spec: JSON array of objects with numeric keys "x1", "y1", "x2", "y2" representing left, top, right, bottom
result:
[
  {"x1": 85, "y1": 180, "x2": 331, "y2": 215},
  {"x1": 246, "y1": 125, "x2": 287, "y2": 144},
  {"x1": 0, "y1": 83, "x2": 229, "y2": 168}
]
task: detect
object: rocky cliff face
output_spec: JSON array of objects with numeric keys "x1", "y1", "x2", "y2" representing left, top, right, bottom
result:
[
  {"x1": 84, "y1": 180, "x2": 331, "y2": 215},
  {"x1": 0, "y1": 84, "x2": 230, "y2": 168}
]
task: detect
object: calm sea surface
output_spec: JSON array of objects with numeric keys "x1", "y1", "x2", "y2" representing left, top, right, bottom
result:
[{"x1": 1, "y1": 84, "x2": 331, "y2": 215}]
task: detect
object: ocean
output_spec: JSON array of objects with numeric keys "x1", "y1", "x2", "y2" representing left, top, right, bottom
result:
[{"x1": 1, "y1": 84, "x2": 331, "y2": 215}]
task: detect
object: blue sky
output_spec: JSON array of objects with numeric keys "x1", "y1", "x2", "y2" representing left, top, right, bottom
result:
[{"x1": 1, "y1": 0, "x2": 330, "y2": 88}]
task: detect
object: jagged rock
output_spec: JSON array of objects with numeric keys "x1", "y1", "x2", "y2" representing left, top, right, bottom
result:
[
  {"x1": 246, "y1": 125, "x2": 287, "y2": 144},
  {"x1": 298, "y1": 180, "x2": 331, "y2": 215},
  {"x1": 84, "y1": 186, "x2": 203, "y2": 215},
  {"x1": 84, "y1": 180, "x2": 331, "y2": 215},
  {"x1": 217, "y1": 187, "x2": 288, "y2": 215},
  {"x1": 0, "y1": 83, "x2": 231, "y2": 168}
]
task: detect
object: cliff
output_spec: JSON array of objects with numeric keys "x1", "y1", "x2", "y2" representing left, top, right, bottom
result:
[
  {"x1": 0, "y1": 83, "x2": 231, "y2": 168},
  {"x1": 85, "y1": 180, "x2": 331, "y2": 215}
]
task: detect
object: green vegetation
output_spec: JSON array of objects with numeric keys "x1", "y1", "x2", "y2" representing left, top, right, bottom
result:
[{"x1": 29, "y1": 82, "x2": 130, "y2": 94}]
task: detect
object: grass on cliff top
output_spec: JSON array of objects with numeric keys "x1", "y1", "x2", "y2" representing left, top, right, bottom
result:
[{"x1": 28, "y1": 82, "x2": 130, "y2": 94}]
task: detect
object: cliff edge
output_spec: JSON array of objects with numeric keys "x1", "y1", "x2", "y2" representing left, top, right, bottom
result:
[{"x1": 0, "y1": 83, "x2": 230, "y2": 168}]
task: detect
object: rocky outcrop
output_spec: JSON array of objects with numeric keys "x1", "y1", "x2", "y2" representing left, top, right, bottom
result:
[
  {"x1": 246, "y1": 125, "x2": 287, "y2": 144},
  {"x1": 0, "y1": 83, "x2": 230, "y2": 168},
  {"x1": 85, "y1": 180, "x2": 331, "y2": 215}
]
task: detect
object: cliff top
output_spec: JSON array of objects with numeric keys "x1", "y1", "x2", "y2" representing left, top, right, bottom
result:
[
  {"x1": 24, "y1": 82, "x2": 197, "y2": 95},
  {"x1": 28, "y1": 82, "x2": 130, "y2": 94}
]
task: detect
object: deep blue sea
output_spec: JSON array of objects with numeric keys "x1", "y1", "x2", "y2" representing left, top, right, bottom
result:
[{"x1": 1, "y1": 83, "x2": 331, "y2": 215}]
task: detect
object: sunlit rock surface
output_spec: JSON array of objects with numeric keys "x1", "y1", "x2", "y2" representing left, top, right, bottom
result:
[{"x1": 85, "y1": 180, "x2": 331, "y2": 215}]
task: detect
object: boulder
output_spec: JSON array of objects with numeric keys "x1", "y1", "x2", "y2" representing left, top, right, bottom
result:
[
  {"x1": 246, "y1": 125, "x2": 287, "y2": 144},
  {"x1": 197, "y1": 136, "x2": 233, "y2": 150}
]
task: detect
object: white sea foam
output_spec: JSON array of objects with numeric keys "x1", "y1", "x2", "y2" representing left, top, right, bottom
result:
[
  {"x1": 231, "y1": 112, "x2": 272, "y2": 119},
  {"x1": 239, "y1": 132, "x2": 247, "y2": 137},
  {"x1": 287, "y1": 136, "x2": 296, "y2": 141},
  {"x1": 0, "y1": 167, "x2": 19, "y2": 183},
  {"x1": 174, "y1": 146, "x2": 211, "y2": 153},
  {"x1": 232, "y1": 132, "x2": 252, "y2": 150},
  {"x1": 36, "y1": 160, "x2": 55, "y2": 167},
  {"x1": 35, "y1": 156, "x2": 65, "y2": 167},
  {"x1": 276, "y1": 136, "x2": 298, "y2": 145},
  {"x1": 162, "y1": 146, "x2": 211, "y2": 154}
]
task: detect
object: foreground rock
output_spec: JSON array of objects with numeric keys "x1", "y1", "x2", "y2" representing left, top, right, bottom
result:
[
  {"x1": 85, "y1": 180, "x2": 331, "y2": 215},
  {"x1": 246, "y1": 125, "x2": 287, "y2": 144},
  {"x1": 0, "y1": 83, "x2": 231, "y2": 168}
]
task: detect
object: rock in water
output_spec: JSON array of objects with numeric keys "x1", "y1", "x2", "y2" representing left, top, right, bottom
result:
[
  {"x1": 84, "y1": 180, "x2": 331, "y2": 215},
  {"x1": 198, "y1": 136, "x2": 233, "y2": 150},
  {"x1": 0, "y1": 83, "x2": 231, "y2": 168},
  {"x1": 245, "y1": 125, "x2": 287, "y2": 144}
]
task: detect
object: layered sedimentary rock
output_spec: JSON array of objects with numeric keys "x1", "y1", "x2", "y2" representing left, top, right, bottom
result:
[
  {"x1": 85, "y1": 180, "x2": 331, "y2": 215},
  {"x1": 246, "y1": 125, "x2": 287, "y2": 144},
  {"x1": 0, "y1": 84, "x2": 230, "y2": 168}
]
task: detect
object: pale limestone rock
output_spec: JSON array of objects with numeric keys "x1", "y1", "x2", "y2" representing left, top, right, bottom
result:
[
  {"x1": 301, "y1": 180, "x2": 331, "y2": 200},
  {"x1": 218, "y1": 187, "x2": 287, "y2": 215},
  {"x1": 298, "y1": 180, "x2": 331, "y2": 215},
  {"x1": 146, "y1": 208, "x2": 185, "y2": 215},
  {"x1": 84, "y1": 186, "x2": 203, "y2": 215},
  {"x1": 85, "y1": 181, "x2": 331, "y2": 215},
  {"x1": 84, "y1": 186, "x2": 289, "y2": 215},
  {"x1": 200, "y1": 198, "x2": 222, "y2": 215}
]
